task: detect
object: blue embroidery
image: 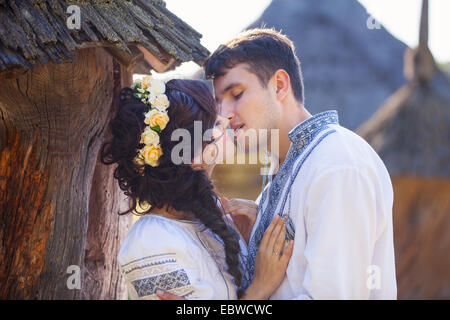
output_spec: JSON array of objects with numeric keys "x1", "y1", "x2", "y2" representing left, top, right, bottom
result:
[
  {"x1": 132, "y1": 269, "x2": 191, "y2": 297},
  {"x1": 124, "y1": 259, "x2": 177, "y2": 274},
  {"x1": 243, "y1": 110, "x2": 339, "y2": 290},
  {"x1": 120, "y1": 253, "x2": 176, "y2": 268}
]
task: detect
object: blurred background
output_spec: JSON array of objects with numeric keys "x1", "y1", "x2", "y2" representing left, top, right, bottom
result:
[
  {"x1": 142, "y1": 0, "x2": 450, "y2": 299},
  {"x1": 5, "y1": 0, "x2": 447, "y2": 300}
]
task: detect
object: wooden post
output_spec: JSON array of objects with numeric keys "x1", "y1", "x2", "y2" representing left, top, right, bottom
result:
[
  {"x1": 0, "y1": 47, "x2": 132, "y2": 299},
  {"x1": 81, "y1": 59, "x2": 133, "y2": 300}
]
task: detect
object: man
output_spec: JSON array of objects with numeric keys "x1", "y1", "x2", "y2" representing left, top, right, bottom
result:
[{"x1": 160, "y1": 28, "x2": 397, "y2": 300}]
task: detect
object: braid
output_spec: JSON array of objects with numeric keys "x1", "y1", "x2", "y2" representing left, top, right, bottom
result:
[
  {"x1": 101, "y1": 79, "x2": 245, "y2": 297},
  {"x1": 189, "y1": 169, "x2": 244, "y2": 297}
]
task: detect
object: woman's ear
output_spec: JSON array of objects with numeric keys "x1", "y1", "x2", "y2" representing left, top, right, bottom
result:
[{"x1": 273, "y1": 69, "x2": 290, "y2": 102}]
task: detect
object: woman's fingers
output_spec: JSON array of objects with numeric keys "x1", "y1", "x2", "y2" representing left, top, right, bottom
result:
[
  {"x1": 267, "y1": 215, "x2": 285, "y2": 254},
  {"x1": 222, "y1": 199, "x2": 258, "y2": 223},
  {"x1": 156, "y1": 289, "x2": 186, "y2": 300},
  {"x1": 230, "y1": 209, "x2": 256, "y2": 221},
  {"x1": 223, "y1": 199, "x2": 257, "y2": 212},
  {"x1": 260, "y1": 214, "x2": 280, "y2": 249},
  {"x1": 272, "y1": 219, "x2": 286, "y2": 256}
]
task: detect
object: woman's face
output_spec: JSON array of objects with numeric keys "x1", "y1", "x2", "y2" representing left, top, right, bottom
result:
[{"x1": 203, "y1": 115, "x2": 235, "y2": 165}]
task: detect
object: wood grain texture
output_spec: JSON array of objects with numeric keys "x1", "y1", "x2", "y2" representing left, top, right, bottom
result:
[
  {"x1": 0, "y1": 0, "x2": 209, "y2": 73},
  {"x1": 0, "y1": 47, "x2": 131, "y2": 299},
  {"x1": 82, "y1": 59, "x2": 132, "y2": 300}
]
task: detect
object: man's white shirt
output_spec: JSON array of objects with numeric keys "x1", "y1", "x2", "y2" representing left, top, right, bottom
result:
[{"x1": 253, "y1": 111, "x2": 397, "y2": 300}]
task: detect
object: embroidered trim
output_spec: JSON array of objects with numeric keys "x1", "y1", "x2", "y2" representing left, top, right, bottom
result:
[
  {"x1": 288, "y1": 110, "x2": 339, "y2": 145},
  {"x1": 243, "y1": 110, "x2": 339, "y2": 290},
  {"x1": 277, "y1": 130, "x2": 336, "y2": 224},
  {"x1": 124, "y1": 259, "x2": 177, "y2": 275},
  {"x1": 120, "y1": 251, "x2": 196, "y2": 299},
  {"x1": 120, "y1": 252, "x2": 176, "y2": 268},
  {"x1": 132, "y1": 269, "x2": 191, "y2": 298}
]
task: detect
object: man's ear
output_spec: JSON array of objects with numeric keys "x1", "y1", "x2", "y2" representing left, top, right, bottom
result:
[{"x1": 273, "y1": 69, "x2": 290, "y2": 102}]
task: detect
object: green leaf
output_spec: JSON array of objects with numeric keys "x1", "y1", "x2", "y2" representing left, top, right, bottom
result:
[{"x1": 151, "y1": 125, "x2": 161, "y2": 133}]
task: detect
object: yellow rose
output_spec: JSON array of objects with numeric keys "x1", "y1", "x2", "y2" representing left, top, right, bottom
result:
[
  {"x1": 141, "y1": 76, "x2": 152, "y2": 89},
  {"x1": 149, "y1": 93, "x2": 170, "y2": 110},
  {"x1": 140, "y1": 126, "x2": 160, "y2": 146},
  {"x1": 144, "y1": 109, "x2": 169, "y2": 131},
  {"x1": 140, "y1": 144, "x2": 163, "y2": 167}
]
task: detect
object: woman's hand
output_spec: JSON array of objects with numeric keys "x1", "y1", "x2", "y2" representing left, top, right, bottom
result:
[
  {"x1": 155, "y1": 289, "x2": 186, "y2": 300},
  {"x1": 157, "y1": 215, "x2": 294, "y2": 301},
  {"x1": 221, "y1": 197, "x2": 257, "y2": 244},
  {"x1": 242, "y1": 215, "x2": 294, "y2": 300}
]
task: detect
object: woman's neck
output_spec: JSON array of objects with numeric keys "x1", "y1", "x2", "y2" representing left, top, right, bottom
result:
[{"x1": 150, "y1": 205, "x2": 194, "y2": 221}]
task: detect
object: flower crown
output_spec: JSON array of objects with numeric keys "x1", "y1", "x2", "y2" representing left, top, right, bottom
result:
[{"x1": 131, "y1": 75, "x2": 170, "y2": 171}]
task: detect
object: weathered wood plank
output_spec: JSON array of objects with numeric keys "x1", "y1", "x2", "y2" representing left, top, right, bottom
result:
[
  {"x1": 0, "y1": 48, "x2": 128, "y2": 299},
  {"x1": 0, "y1": 0, "x2": 209, "y2": 72}
]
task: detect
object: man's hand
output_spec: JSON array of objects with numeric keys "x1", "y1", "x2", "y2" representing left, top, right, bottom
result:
[
  {"x1": 221, "y1": 197, "x2": 257, "y2": 244},
  {"x1": 155, "y1": 289, "x2": 186, "y2": 300}
]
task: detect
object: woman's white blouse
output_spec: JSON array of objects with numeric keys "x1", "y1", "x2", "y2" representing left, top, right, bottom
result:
[{"x1": 117, "y1": 214, "x2": 247, "y2": 300}]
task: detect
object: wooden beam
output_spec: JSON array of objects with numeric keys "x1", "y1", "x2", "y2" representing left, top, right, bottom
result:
[
  {"x1": 419, "y1": 0, "x2": 429, "y2": 48},
  {"x1": 137, "y1": 44, "x2": 176, "y2": 73},
  {"x1": 103, "y1": 46, "x2": 144, "y2": 72}
]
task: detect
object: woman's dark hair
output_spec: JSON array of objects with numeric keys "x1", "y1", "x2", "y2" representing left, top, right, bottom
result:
[{"x1": 100, "y1": 79, "x2": 243, "y2": 296}]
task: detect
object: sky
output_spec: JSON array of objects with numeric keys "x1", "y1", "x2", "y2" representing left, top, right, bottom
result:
[{"x1": 147, "y1": 0, "x2": 450, "y2": 78}]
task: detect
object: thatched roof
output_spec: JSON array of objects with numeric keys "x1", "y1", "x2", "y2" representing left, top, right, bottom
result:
[
  {"x1": 357, "y1": 72, "x2": 450, "y2": 176},
  {"x1": 358, "y1": 0, "x2": 450, "y2": 176},
  {"x1": 248, "y1": 0, "x2": 407, "y2": 130},
  {"x1": 0, "y1": 0, "x2": 209, "y2": 74}
]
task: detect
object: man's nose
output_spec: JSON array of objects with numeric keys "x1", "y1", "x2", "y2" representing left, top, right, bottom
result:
[{"x1": 219, "y1": 101, "x2": 234, "y2": 120}]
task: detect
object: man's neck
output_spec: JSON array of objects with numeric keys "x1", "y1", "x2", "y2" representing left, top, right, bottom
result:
[{"x1": 273, "y1": 104, "x2": 311, "y2": 166}]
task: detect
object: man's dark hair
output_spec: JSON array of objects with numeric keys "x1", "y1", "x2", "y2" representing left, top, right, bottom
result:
[{"x1": 204, "y1": 28, "x2": 305, "y2": 103}]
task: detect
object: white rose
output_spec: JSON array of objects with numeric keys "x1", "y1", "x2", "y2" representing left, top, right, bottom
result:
[
  {"x1": 148, "y1": 78, "x2": 166, "y2": 95},
  {"x1": 149, "y1": 93, "x2": 170, "y2": 110}
]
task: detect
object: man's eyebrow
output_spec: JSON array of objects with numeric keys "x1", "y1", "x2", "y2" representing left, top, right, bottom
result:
[
  {"x1": 220, "y1": 82, "x2": 241, "y2": 96},
  {"x1": 215, "y1": 82, "x2": 242, "y2": 104}
]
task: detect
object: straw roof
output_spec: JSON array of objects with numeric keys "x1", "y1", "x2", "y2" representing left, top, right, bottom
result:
[
  {"x1": 0, "y1": 0, "x2": 209, "y2": 73},
  {"x1": 358, "y1": 0, "x2": 450, "y2": 176},
  {"x1": 248, "y1": 0, "x2": 407, "y2": 130}
]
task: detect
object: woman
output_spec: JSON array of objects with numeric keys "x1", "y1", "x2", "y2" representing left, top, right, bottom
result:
[{"x1": 101, "y1": 78, "x2": 293, "y2": 300}]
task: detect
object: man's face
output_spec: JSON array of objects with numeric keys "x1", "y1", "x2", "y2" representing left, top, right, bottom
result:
[{"x1": 213, "y1": 63, "x2": 281, "y2": 152}]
